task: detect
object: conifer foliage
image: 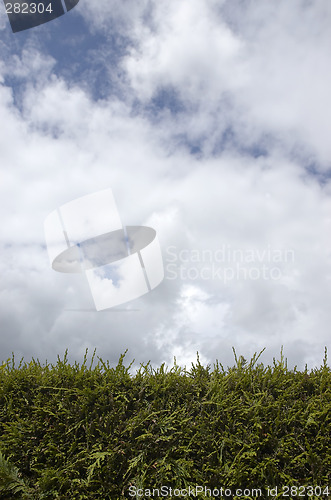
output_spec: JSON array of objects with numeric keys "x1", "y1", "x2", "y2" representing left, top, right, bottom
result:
[{"x1": 0, "y1": 348, "x2": 330, "y2": 499}]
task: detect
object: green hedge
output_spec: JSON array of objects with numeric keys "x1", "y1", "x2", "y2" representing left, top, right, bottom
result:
[{"x1": 0, "y1": 348, "x2": 330, "y2": 499}]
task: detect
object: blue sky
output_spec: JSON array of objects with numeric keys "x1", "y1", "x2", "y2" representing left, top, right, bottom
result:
[{"x1": 1, "y1": 0, "x2": 331, "y2": 371}]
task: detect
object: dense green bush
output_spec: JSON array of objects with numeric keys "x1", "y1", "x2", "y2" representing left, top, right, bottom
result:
[{"x1": 0, "y1": 348, "x2": 330, "y2": 499}]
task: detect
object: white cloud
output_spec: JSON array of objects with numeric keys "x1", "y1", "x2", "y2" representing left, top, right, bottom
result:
[
  {"x1": 0, "y1": 0, "x2": 330, "y2": 371},
  {"x1": 123, "y1": 1, "x2": 245, "y2": 101},
  {"x1": 110, "y1": 0, "x2": 331, "y2": 166}
]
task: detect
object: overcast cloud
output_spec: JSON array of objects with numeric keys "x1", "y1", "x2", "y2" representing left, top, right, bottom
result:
[{"x1": 0, "y1": 0, "x2": 330, "y2": 371}]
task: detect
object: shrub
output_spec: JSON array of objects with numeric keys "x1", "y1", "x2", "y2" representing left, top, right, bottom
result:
[{"x1": 0, "y1": 348, "x2": 330, "y2": 499}]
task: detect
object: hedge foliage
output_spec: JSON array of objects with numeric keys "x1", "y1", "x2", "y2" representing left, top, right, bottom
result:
[{"x1": 0, "y1": 348, "x2": 330, "y2": 499}]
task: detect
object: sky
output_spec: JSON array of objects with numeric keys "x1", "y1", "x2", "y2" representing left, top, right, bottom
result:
[{"x1": 1, "y1": 0, "x2": 331, "y2": 372}]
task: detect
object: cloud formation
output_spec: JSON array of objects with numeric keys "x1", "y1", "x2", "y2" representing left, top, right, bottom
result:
[{"x1": 0, "y1": 0, "x2": 330, "y2": 370}]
